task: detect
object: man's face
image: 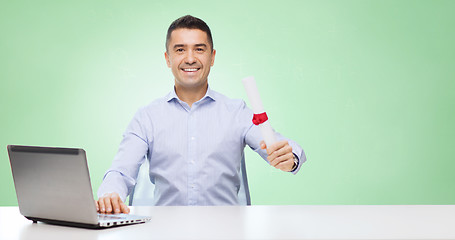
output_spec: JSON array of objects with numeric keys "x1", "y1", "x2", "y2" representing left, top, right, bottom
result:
[{"x1": 165, "y1": 28, "x2": 216, "y2": 90}]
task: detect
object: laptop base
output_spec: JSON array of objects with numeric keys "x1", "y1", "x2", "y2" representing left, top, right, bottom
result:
[{"x1": 25, "y1": 215, "x2": 147, "y2": 229}]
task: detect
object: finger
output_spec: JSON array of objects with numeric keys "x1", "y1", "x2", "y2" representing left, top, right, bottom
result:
[
  {"x1": 267, "y1": 144, "x2": 293, "y2": 163},
  {"x1": 111, "y1": 196, "x2": 122, "y2": 214},
  {"x1": 270, "y1": 152, "x2": 293, "y2": 167},
  {"x1": 274, "y1": 157, "x2": 294, "y2": 172},
  {"x1": 103, "y1": 196, "x2": 113, "y2": 213},
  {"x1": 95, "y1": 200, "x2": 99, "y2": 212},
  {"x1": 270, "y1": 152, "x2": 294, "y2": 168},
  {"x1": 98, "y1": 198, "x2": 106, "y2": 213},
  {"x1": 121, "y1": 202, "x2": 130, "y2": 214},
  {"x1": 260, "y1": 141, "x2": 266, "y2": 150},
  {"x1": 266, "y1": 140, "x2": 288, "y2": 155}
]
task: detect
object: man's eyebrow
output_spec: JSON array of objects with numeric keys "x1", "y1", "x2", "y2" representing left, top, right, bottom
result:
[
  {"x1": 173, "y1": 44, "x2": 185, "y2": 49},
  {"x1": 195, "y1": 43, "x2": 207, "y2": 48},
  {"x1": 173, "y1": 43, "x2": 207, "y2": 50}
]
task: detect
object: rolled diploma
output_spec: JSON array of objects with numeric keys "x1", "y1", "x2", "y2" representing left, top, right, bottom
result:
[{"x1": 242, "y1": 76, "x2": 277, "y2": 147}]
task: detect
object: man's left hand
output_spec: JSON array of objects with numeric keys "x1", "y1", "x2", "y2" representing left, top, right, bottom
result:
[{"x1": 260, "y1": 140, "x2": 295, "y2": 172}]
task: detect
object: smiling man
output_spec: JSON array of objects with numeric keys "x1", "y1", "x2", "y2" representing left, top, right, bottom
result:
[
  {"x1": 96, "y1": 15, "x2": 306, "y2": 214},
  {"x1": 165, "y1": 27, "x2": 215, "y2": 107}
]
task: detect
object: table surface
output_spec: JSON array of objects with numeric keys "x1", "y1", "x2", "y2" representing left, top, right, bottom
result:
[{"x1": 1, "y1": 205, "x2": 455, "y2": 240}]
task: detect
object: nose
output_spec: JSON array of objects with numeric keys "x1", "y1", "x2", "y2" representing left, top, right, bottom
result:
[{"x1": 184, "y1": 50, "x2": 197, "y2": 65}]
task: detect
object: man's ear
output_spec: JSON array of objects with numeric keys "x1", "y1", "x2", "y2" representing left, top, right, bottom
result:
[
  {"x1": 211, "y1": 49, "x2": 216, "y2": 67},
  {"x1": 164, "y1": 51, "x2": 171, "y2": 68}
]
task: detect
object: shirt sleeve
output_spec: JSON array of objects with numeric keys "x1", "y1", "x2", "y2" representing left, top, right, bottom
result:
[
  {"x1": 97, "y1": 108, "x2": 151, "y2": 202},
  {"x1": 241, "y1": 101, "x2": 306, "y2": 175}
]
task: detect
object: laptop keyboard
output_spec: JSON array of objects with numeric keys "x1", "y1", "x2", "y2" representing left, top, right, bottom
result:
[{"x1": 98, "y1": 214, "x2": 126, "y2": 220}]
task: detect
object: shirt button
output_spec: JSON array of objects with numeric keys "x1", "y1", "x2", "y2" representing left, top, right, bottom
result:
[{"x1": 191, "y1": 136, "x2": 195, "y2": 140}]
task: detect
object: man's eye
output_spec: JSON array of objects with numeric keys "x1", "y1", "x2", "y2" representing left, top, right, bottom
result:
[
  {"x1": 196, "y1": 48, "x2": 204, "y2": 52},
  {"x1": 176, "y1": 48, "x2": 184, "y2": 52}
]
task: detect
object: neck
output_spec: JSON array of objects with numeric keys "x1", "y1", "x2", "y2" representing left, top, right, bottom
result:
[{"x1": 174, "y1": 83, "x2": 208, "y2": 108}]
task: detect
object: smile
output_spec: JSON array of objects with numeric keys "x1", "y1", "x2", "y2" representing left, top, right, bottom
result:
[{"x1": 182, "y1": 68, "x2": 200, "y2": 72}]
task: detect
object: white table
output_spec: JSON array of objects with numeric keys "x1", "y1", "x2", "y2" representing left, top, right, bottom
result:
[{"x1": 1, "y1": 205, "x2": 455, "y2": 239}]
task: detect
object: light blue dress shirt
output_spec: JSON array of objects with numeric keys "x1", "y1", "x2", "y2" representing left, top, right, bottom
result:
[{"x1": 97, "y1": 87, "x2": 306, "y2": 205}]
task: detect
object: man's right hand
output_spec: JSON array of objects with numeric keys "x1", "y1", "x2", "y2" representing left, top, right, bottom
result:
[{"x1": 96, "y1": 192, "x2": 130, "y2": 214}]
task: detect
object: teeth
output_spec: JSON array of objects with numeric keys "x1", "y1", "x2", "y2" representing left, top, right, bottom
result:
[{"x1": 183, "y1": 68, "x2": 198, "y2": 72}]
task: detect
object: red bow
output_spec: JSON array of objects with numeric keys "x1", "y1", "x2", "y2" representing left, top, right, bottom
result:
[{"x1": 252, "y1": 112, "x2": 268, "y2": 125}]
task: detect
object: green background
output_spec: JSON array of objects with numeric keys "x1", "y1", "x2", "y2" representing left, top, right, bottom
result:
[{"x1": 1, "y1": 0, "x2": 454, "y2": 206}]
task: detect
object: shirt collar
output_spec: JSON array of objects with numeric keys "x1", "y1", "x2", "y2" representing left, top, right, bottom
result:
[{"x1": 166, "y1": 85, "x2": 217, "y2": 103}]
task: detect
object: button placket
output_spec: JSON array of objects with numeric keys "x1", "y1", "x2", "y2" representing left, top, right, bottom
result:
[{"x1": 187, "y1": 110, "x2": 198, "y2": 205}]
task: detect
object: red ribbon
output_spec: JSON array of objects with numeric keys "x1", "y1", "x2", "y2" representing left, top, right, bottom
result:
[{"x1": 252, "y1": 112, "x2": 268, "y2": 125}]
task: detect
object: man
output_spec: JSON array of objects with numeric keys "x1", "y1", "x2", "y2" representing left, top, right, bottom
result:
[{"x1": 96, "y1": 15, "x2": 306, "y2": 214}]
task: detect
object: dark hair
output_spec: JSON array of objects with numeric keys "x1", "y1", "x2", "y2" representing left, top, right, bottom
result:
[{"x1": 166, "y1": 15, "x2": 213, "y2": 52}]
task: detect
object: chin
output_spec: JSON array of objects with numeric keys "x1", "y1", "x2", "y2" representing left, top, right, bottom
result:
[{"x1": 178, "y1": 81, "x2": 207, "y2": 89}]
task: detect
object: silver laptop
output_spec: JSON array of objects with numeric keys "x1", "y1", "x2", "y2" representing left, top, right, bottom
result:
[{"x1": 7, "y1": 145, "x2": 151, "y2": 228}]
